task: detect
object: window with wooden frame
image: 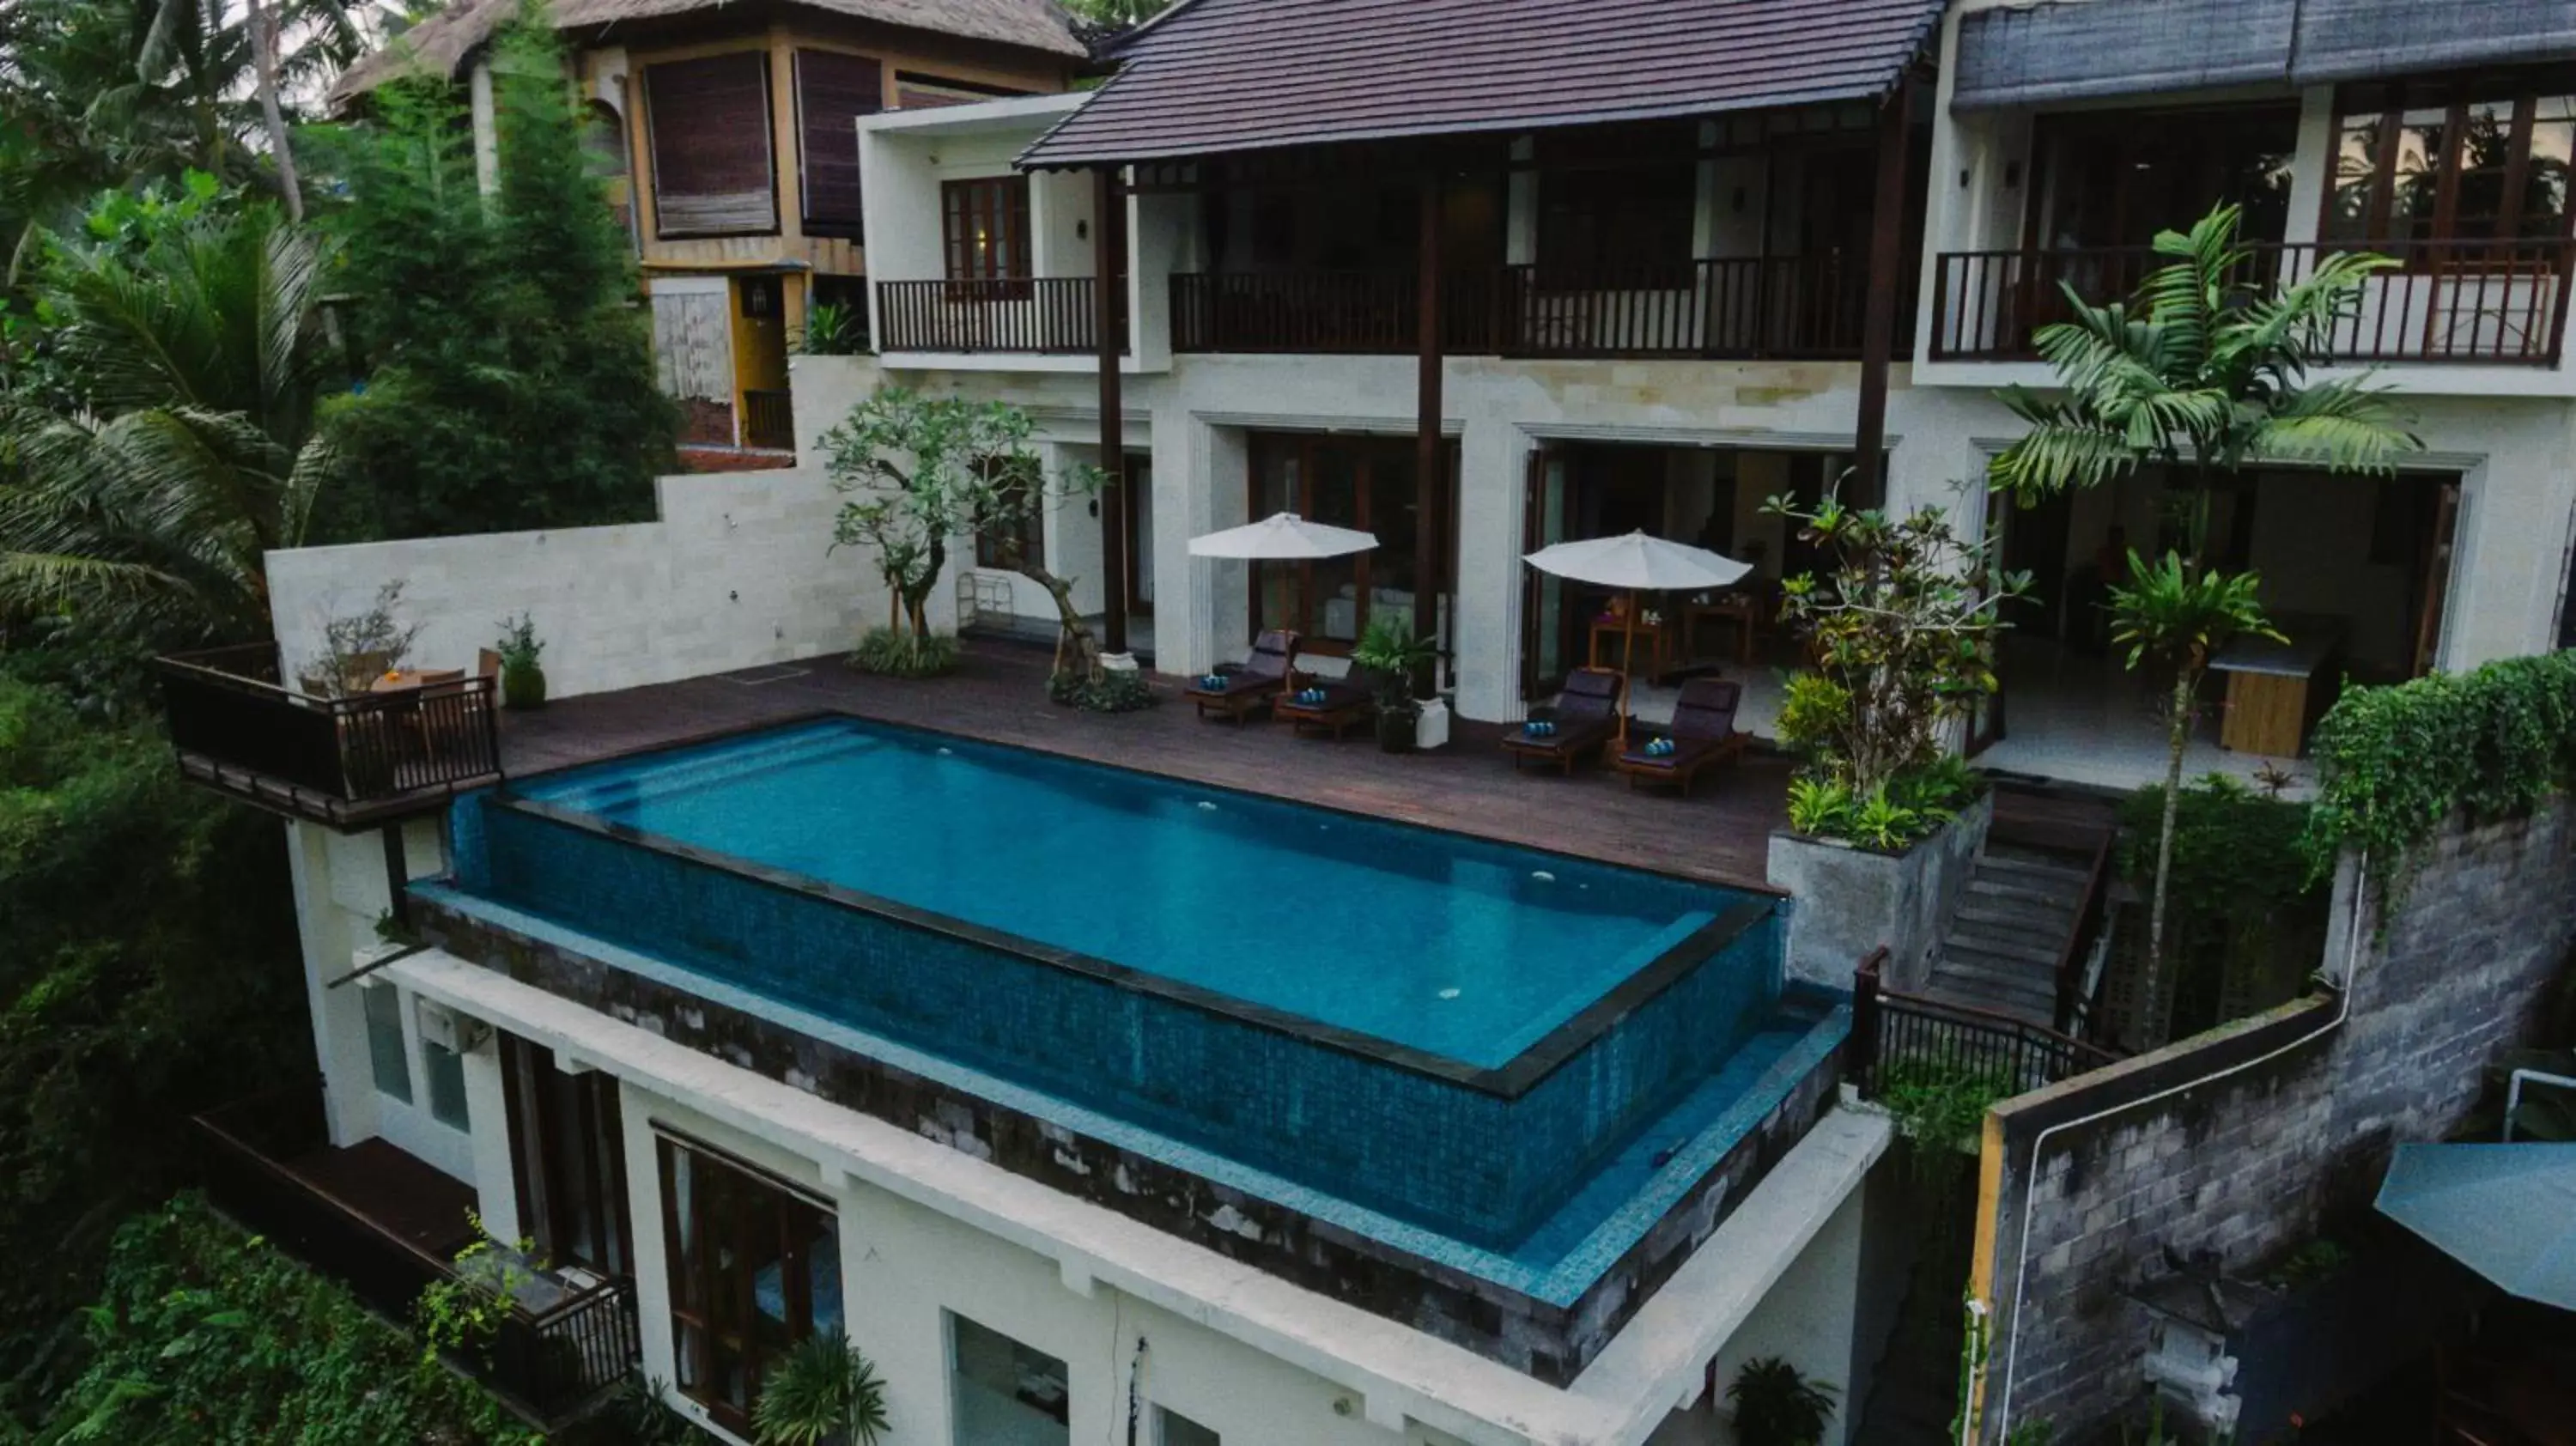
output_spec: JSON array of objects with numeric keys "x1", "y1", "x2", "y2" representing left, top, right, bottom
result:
[
  {"x1": 943, "y1": 176, "x2": 1033, "y2": 296},
  {"x1": 657, "y1": 1135, "x2": 842, "y2": 1431},
  {"x1": 2325, "y1": 71, "x2": 2576, "y2": 257},
  {"x1": 1247, "y1": 433, "x2": 1457, "y2": 650},
  {"x1": 795, "y1": 50, "x2": 881, "y2": 237},
  {"x1": 644, "y1": 52, "x2": 777, "y2": 238}
]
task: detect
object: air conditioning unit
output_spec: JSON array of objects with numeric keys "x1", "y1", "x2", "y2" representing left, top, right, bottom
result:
[{"x1": 415, "y1": 998, "x2": 491, "y2": 1055}]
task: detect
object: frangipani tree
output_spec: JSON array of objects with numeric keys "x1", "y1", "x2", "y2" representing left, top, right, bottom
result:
[
  {"x1": 822, "y1": 386, "x2": 1104, "y2": 681},
  {"x1": 1987, "y1": 204, "x2": 2422, "y2": 1039}
]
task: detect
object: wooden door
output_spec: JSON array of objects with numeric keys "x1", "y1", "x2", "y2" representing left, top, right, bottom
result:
[
  {"x1": 1520, "y1": 447, "x2": 1570, "y2": 699},
  {"x1": 502, "y1": 1036, "x2": 635, "y2": 1279},
  {"x1": 2412, "y1": 479, "x2": 2462, "y2": 678}
]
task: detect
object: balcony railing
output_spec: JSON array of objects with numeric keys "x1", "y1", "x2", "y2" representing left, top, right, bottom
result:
[
  {"x1": 1171, "y1": 257, "x2": 1905, "y2": 360},
  {"x1": 1930, "y1": 237, "x2": 2576, "y2": 366},
  {"x1": 194, "y1": 1089, "x2": 638, "y2": 1426},
  {"x1": 1848, "y1": 950, "x2": 2123, "y2": 1101},
  {"x1": 156, "y1": 643, "x2": 501, "y2": 829},
  {"x1": 875, "y1": 276, "x2": 1101, "y2": 354}
]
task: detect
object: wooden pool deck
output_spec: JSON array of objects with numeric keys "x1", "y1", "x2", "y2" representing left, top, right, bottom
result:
[{"x1": 495, "y1": 642, "x2": 1791, "y2": 890}]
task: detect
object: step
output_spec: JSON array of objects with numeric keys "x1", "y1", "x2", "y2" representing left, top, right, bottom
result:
[
  {"x1": 1929, "y1": 956, "x2": 2059, "y2": 1001},
  {"x1": 1964, "y1": 877, "x2": 2085, "y2": 909},
  {"x1": 1975, "y1": 852, "x2": 2094, "y2": 887},
  {"x1": 1941, "y1": 932, "x2": 2063, "y2": 967},
  {"x1": 1952, "y1": 901, "x2": 2079, "y2": 934},
  {"x1": 1926, "y1": 969, "x2": 2057, "y2": 1013},
  {"x1": 1938, "y1": 942, "x2": 2063, "y2": 983}
]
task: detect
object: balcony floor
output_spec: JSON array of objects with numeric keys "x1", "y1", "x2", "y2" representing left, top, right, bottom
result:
[
  {"x1": 494, "y1": 641, "x2": 1790, "y2": 890},
  {"x1": 284, "y1": 1137, "x2": 479, "y2": 1261}
]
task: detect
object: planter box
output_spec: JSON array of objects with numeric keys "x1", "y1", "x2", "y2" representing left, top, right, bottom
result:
[{"x1": 1765, "y1": 793, "x2": 1991, "y2": 991}]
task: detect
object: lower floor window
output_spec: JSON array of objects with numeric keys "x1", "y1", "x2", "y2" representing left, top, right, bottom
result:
[
  {"x1": 950, "y1": 1313, "x2": 1068, "y2": 1443},
  {"x1": 1157, "y1": 1406, "x2": 1221, "y2": 1445},
  {"x1": 423, "y1": 1040, "x2": 471, "y2": 1130},
  {"x1": 361, "y1": 984, "x2": 412, "y2": 1103},
  {"x1": 659, "y1": 1135, "x2": 843, "y2": 1429}
]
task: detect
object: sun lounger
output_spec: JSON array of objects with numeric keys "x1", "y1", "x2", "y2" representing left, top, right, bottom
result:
[
  {"x1": 1501, "y1": 668, "x2": 1623, "y2": 775},
  {"x1": 1614, "y1": 677, "x2": 1748, "y2": 797},
  {"x1": 1185, "y1": 630, "x2": 1299, "y2": 722}
]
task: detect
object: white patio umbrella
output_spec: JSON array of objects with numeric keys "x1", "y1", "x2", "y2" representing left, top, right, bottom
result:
[
  {"x1": 1187, "y1": 511, "x2": 1379, "y2": 560},
  {"x1": 1522, "y1": 531, "x2": 1753, "y2": 743}
]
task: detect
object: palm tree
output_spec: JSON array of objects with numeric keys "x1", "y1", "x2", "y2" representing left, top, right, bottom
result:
[
  {"x1": 1987, "y1": 204, "x2": 2421, "y2": 1041},
  {"x1": 752, "y1": 1328, "x2": 890, "y2": 1446},
  {"x1": 0, "y1": 200, "x2": 337, "y2": 642}
]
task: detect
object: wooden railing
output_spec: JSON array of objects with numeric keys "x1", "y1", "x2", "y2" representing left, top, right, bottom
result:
[
  {"x1": 740, "y1": 388, "x2": 794, "y2": 450},
  {"x1": 1173, "y1": 257, "x2": 1904, "y2": 359},
  {"x1": 875, "y1": 276, "x2": 1101, "y2": 354},
  {"x1": 1849, "y1": 951, "x2": 2123, "y2": 1100},
  {"x1": 1930, "y1": 237, "x2": 2576, "y2": 366},
  {"x1": 194, "y1": 1091, "x2": 638, "y2": 1425},
  {"x1": 156, "y1": 644, "x2": 501, "y2": 828}
]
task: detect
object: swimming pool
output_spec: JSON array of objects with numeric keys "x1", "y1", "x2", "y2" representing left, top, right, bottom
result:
[
  {"x1": 508, "y1": 717, "x2": 1733, "y2": 1070},
  {"x1": 446, "y1": 716, "x2": 1792, "y2": 1244}
]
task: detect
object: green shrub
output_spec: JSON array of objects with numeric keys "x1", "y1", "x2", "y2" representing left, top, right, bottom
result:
[
  {"x1": 1876, "y1": 1059, "x2": 2018, "y2": 1151},
  {"x1": 851, "y1": 628, "x2": 959, "y2": 679},
  {"x1": 1048, "y1": 667, "x2": 1155, "y2": 714},
  {"x1": 2301, "y1": 648, "x2": 2576, "y2": 888},
  {"x1": 39, "y1": 1194, "x2": 534, "y2": 1443},
  {"x1": 1725, "y1": 1357, "x2": 1839, "y2": 1446}
]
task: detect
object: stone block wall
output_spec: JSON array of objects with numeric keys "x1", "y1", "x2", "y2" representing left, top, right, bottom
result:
[
  {"x1": 1971, "y1": 799, "x2": 2576, "y2": 1443},
  {"x1": 266, "y1": 358, "x2": 913, "y2": 700}
]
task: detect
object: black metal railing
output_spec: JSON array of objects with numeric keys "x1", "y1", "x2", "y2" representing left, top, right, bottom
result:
[
  {"x1": 194, "y1": 1091, "x2": 638, "y2": 1425},
  {"x1": 875, "y1": 276, "x2": 1102, "y2": 354},
  {"x1": 155, "y1": 643, "x2": 501, "y2": 828},
  {"x1": 1849, "y1": 950, "x2": 2123, "y2": 1100},
  {"x1": 1172, "y1": 256, "x2": 1906, "y2": 360},
  {"x1": 1930, "y1": 236, "x2": 2576, "y2": 366},
  {"x1": 741, "y1": 388, "x2": 795, "y2": 450}
]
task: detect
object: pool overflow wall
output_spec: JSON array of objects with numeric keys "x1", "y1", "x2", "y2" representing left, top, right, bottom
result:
[
  {"x1": 457, "y1": 787, "x2": 1784, "y2": 1244},
  {"x1": 409, "y1": 879, "x2": 1844, "y2": 1383}
]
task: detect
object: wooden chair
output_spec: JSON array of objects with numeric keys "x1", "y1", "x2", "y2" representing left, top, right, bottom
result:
[
  {"x1": 1613, "y1": 677, "x2": 1749, "y2": 797},
  {"x1": 1501, "y1": 668, "x2": 1624, "y2": 775}
]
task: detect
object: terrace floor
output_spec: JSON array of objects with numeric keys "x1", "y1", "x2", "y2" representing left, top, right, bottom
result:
[{"x1": 495, "y1": 641, "x2": 1792, "y2": 890}]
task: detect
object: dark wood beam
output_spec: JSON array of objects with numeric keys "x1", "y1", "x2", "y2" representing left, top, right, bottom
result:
[
  {"x1": 1852, "y1": 70, "x2": 1918, "y2": 509},
  {"x1": 1415, "y1": 169, "x2": 1444, "y2": 647},
  {"x1": 1094, "y1": 165, "x2": 1128, "y2": 654}
]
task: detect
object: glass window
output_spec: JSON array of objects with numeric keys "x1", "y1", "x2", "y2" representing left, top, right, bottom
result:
[
  {"x1": 660, "y1": 1137, "x2": 842, "y2": 1431},
  {"x1": 942, "y1": 177, "x2": 1032, "y2": 283},
  {"x1": 1157, "y1": 1407, "x2": 1221, "y2": 1446},
  {"x1": 362, "y1": 984, "x2": 411, "y2": 1104},
  {"x1": 1247, "y1": 434, "x2": 1452, "y2": 648},
  {"x1": 2327, "y1": 74, "x2": 2576, "y2": 250},
  {"x1": 423, "y1": 1041, "x2": 470, "y2": 1131},
  {"x1": 950, "y1": 1315, "x2": 1068, "y2": 1445}
]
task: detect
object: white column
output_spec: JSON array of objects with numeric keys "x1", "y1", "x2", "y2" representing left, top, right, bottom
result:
[
  {"x1": 461, "y1": 1038, "x2": 519, "y2": 1245},
  {"x1": 1453, "y1": 417, "x2": 1528, "y2": 723},
  {"x1": 287, "y1": 820, "x2": 379, "y2": 1146},
  {"x1": 2284, "y1": 87, "x2": 2336, "y2": 246}
]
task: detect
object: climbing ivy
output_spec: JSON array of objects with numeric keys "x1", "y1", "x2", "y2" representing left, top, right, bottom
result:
[{"x1": 2300, "y1": 650, "x2": 2576, "y2": 889}]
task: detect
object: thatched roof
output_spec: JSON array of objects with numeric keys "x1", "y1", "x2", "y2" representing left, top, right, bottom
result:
[{"x1": 329, "y1": 0, "x2": 1084, "y2": 109}]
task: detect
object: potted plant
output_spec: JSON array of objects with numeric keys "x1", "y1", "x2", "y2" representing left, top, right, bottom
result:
[
  {"x1": 1351, "y1": 614, "x2": 1437, "y2": 754},
  {"x1": 1725, "y1": 1357, "x2": 1838, "y2": 1446},
  {"x1": 495, "y1": 611, "x2": 548, "y2": 710},
  {"x1": 752, "y1": 1328, "x2": 890, "y2": 1445}
]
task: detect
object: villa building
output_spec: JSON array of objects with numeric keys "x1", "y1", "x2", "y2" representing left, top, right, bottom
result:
[
  {"x1": 152, "y1": 2, "x2": 2576, "y2": 1445},
  {"x1": 331, "y1": 0, "x2": 1085, "y2": 456}
]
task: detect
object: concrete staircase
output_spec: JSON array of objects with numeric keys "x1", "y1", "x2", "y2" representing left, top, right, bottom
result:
[{"x1": 1924, "y1": 841, "x2": 2095, "y2": 1030}]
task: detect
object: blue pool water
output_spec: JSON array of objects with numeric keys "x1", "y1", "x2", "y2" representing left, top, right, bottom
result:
[{"x1": 508, "y1": 718, "x2": 1745, "y2": 1070}]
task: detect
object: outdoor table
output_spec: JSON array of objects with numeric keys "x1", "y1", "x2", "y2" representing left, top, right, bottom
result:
[{"x1": 370, "y1": 667, "x2": 465, "y2": 694}]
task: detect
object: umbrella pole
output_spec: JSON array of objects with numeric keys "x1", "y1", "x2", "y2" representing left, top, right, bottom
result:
[{"x1": 1619, "y1": 589, "x2": 1640, "y2": 746}]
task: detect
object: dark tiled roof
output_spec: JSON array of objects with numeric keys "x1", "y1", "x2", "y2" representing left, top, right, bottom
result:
[
  {"x1": 331, "y1": 0, "x2": 1084, "y2": 108},
  {"x1": 1020, "y1": 0, "x2": 1945, "y2": 169}
]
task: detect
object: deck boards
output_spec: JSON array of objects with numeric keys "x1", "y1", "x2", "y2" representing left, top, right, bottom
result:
[
  {"x1": 285, "y1": 1137, "x2": 480, "y2": 1261},
  {"x1": 496, "y1": 642, "x2": 1789, "y2": 890}
]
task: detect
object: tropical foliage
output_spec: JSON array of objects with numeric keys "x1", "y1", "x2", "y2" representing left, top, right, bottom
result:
[
  {"x1": 1768, "y1": 493, "x2": 2018, "y2": 851},
  {"x1": 0, "y1": 181, "x2": 337, "y2": 646},
  {"x1": 33, "y1": 1194, "x2": 533, "y2": 1443},
  {"x1": 1724, "y1": 1356, "x2": 1839, "y2": 1446},
  {"x1": 2301, "y1": 647, "x2": 2576, "y2": 890},
  {"x1": 315, "y1": 13, "x2": 673, "y2": 540},
  {"x1": 1987, "y1": 204, "x2": 2420, "y2": 1039},
  {"x1": 0, "y1": 678, "x2": 305, "y2": 1413},
  {"x1": 2117, "y1": 775, "x2": 2324, "y2": 1037},
  {"x1": 751, "y1": 1328, "x2": 890, "y2": 1446}
]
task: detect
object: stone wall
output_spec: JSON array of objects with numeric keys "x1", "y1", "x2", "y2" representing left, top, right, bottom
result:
[
  {"x1": 1971, "y1": 799, "x2": 2576, "y2": 1443},
  {"x1": 267, "y1": 357, "x2": 905, "y2": 700}
]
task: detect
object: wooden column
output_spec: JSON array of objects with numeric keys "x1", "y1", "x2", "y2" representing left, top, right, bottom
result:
[
  {"x1": 1852, "y1": 70, "x2": 1918, "y2": 508},
  {"x1": 1095, "y1": 165, "x2": 1129, "y2": 654},
  {"x1": 1415, "y1": 168, "x2": 1445, "y2": 648}
]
